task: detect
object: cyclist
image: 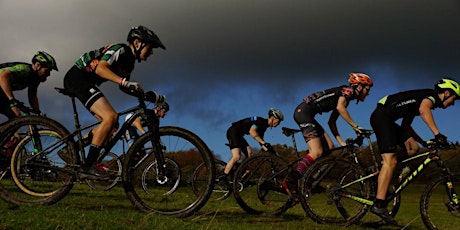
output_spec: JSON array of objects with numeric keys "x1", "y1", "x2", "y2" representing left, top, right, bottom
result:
[
  {"x1": 0, "y1": 51, "x2": 58, "y2": 119},
  {"x1": 124, "y1": 101, "x2": 169, "y2": 147},
  {"x1": 63, "y1": 25, "x2": 166, "y2": 179},
  {"x1": 276, "y1": 73, "x2": 373, "y2": 214},
  {"x1": 217, "y1": 108, "x2": 284, "y2": 187},
  {"x1": 369, "y1": 78, "x2": 460, "y2": 225},
  {"x1": 0, "y1": 51, "x2": 58, "y2": 161}
]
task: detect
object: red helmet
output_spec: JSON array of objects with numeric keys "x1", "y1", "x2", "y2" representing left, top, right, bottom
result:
[{"x1": 348, "y1": 73, "x2": 373, "y2": 86}]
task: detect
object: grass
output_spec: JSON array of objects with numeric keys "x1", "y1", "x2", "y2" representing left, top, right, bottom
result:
[{"x1": 0, "y1": 182, "x2": 445, "y2": 230}]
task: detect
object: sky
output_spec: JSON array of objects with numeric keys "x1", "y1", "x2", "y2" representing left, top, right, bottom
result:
[{"x1": 1, "y1": 0, "x2": 460, "y2": 160}]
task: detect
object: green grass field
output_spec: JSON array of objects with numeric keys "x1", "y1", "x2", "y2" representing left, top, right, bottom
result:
[{"x1": 0, "y1": 182, "x2": 448, "y2": 230}]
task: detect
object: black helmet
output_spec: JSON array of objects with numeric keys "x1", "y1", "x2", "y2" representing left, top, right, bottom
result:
[
  {"x1": 32, "y1": 51, "x2": 58, "y2": 71},
  {"x1": 127, "y1": 25, "x2": 165, "y2": 50},
  {"x1": 156, "y1": 102, "x2": 169, "y2": 112}
]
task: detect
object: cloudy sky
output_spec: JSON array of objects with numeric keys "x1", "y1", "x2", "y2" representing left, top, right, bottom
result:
[{"x1": 1, "y1": 0, "x2": 460, "y2": 159}]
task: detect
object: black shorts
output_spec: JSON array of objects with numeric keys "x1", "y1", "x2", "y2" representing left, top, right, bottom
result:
[
  {"x1": 63, "y1": 66, "x2": 104, "y2": 110},
  {"x1": 123, "y1": 126, "x2": 139, "y2": 145},
  {"x1": 293, "y1": 102, "x2": 324, "y2": 142},
  {"x1": 226, "y1": 126, "x2": 249, "y2": 150},
  {"x1": 370, "y1": 104, "x2": 411, "y2": 153}
]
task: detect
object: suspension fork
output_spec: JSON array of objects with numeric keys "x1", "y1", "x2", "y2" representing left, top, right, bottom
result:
[{"x1": 436, "y1": 157, "x2": 460, "y2": 206}]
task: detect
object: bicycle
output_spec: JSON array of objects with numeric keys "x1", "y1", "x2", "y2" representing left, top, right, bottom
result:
[
  {"x1": 192, "y1": 145, "x2": 252, "y2": 202},
  {"x1": 0, "y1": 103, "x2": 43, "y2": 181},
  {"x1": 231, "y1": 127, "x2": 370, "y2": 214},
  {"x1": 299, "y1": 138, "x2": 459, "y2": 229},
  {"x1": 0, "y1": 87, "x2": 215, "y2": 218},
  {"x1": 83, "y1": 127, "x2": 181, "y2": 192}
]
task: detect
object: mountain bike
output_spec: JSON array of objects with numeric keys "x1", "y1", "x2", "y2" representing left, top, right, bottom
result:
[
  {"x1": 299, "y1": 138, "x2": 459, "y2": 229},
  {"x1": 231, "y1": 127, "x2": 371, "y2": 214},
  {"x1": 0, "y1": 104, "x2": 42, "y2": 181},
  {"x1": 192, "y1": 145, "x2": 251, "y2": 202},
  {"x1": 0, "y1": 87, "x2": 215, "y2": 218},
  {"x1": 85, "y1": 131, "x2": 180, "y2": 192}
]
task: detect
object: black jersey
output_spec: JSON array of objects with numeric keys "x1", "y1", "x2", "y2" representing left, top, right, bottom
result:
[
  {"x1": 377, "y1": 89, "x2": 442, "y2": 121},
  {"x1": 303, "y1": 85, "x2": 356, "y2": 114},
  {"x1": 231, "y1": 116, "x2": 269, "y2": 138}
]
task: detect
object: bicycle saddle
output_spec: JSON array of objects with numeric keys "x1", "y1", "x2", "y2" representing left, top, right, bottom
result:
[
  {"x1": 282, "y1": 127, "x2": 301, "y2": 137},
  {"x1": 55, "y1": 87, "x2": 75, "y2": 97}
]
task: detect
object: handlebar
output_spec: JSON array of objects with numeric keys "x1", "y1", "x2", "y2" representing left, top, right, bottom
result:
[
  {"x1": 14, "y1": 101, "x2": 42, "y2": 116},
  {"x1": 425, "y1": 139, "x2": 456, "y2": 151}
]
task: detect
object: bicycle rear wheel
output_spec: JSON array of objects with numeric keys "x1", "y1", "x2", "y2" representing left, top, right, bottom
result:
[
  {"x1": 193, "y1": 159, "x2": 231, "y2": 201},
  {"x1": 299, "y1": 157, "x2": 371, "y2": 225},
  {"x1": 233, "y1": 153, "x2": 289, "y2": 214},
  {"x1": 122, "y1": 126, "x2": 215, "y2": 218},
  {"x1": 420, "y1": 172, "x2": 460, "y2": 230},
  {"x1": 0, "y1": 116, "x2": 77, "y2": 205}
]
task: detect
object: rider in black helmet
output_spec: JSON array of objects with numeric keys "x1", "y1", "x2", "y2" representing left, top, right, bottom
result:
[{"x1": 62, "y1": 25, "x2": 166, "y2": 179}]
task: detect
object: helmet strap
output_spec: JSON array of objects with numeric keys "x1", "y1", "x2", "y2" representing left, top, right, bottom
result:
[{"x1": 134, "y1": 42, "x2": 146, "y2": 63}]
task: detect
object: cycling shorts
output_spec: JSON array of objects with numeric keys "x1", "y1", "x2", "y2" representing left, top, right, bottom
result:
[
  {"x1": 123, "y1": 126, "x2": 139, "y2": 145},
  {"x1": 64, "y1": 66, "x2": 104, "y2": 110},
  {"x1": 370, "y1": 104, "x2": 411, "y2": 153},
  {"x1": 226, "y1": 126, "x2": 249, "y2": 150},
  {"x1": 294, "y1": 101, "x2": 324, "y2": 142}
]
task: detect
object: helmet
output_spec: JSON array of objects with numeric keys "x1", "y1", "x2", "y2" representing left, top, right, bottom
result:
[
  {"x1": 268, "y1": 108, "x2": 284, "y2": 121},
  {"x1": 348, "y1": 73, "x2": 373, "y2": 86},
  {"x1": 127, "y1": 25, "x2": 165, "y2": 49},
  {"x1": 435, "y1": 78, "x2": 460, "y2": 98},
  {"x1": 156, "y1": 102, "x2": 169, "y2": 112},
  {"x1": 32, "y1": 51, "x2": 58, "y2": 71}
]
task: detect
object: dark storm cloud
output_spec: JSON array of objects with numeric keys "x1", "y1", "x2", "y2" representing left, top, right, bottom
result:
[{"x1": 1, "y1": 0, "x2": 459, "y2": 132}]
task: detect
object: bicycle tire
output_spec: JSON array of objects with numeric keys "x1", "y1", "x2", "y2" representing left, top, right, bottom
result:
[
  {"x1": 233, "y1": 152, "x2": 289, "y2": 214},
  {"x1": 299, "y1": 157, "x2": 371, "y2": 225},
  {"x1": 141, "y1": 157, "x2": 181, "y2": 196},
  {"x1": 86, "y1": 152, "x2": 122, "y2": 191},
  {"x1": 192, "y1": 159, "x2": 231, "y2": 201},
  {"x1": 0, "y1": 116, "x2": 77, "y2": 205},
  {"x1": 420, "y1": 172, "x2": 460, "y2": 230},
  {"x1": 122, "y1": 126, "x2": 215, "y2": 218}
]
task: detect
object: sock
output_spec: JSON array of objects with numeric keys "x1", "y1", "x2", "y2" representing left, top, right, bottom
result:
[
  {"x1": 84, "y1": 144, "x2": 101, "y2": 168},
  {"x1": 296, "y1": 154, "x2": 315, "y2": 175},
  {"x1": 374, "y1": 198, "x2": 387, "y2": 208}
]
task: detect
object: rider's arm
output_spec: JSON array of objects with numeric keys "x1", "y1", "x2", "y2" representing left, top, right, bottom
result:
[
  {"x1": 249, "y1": 125, "x2": 264, "y2": 145},
  {"x1": 328, "y1": 109, "x2": 344, "y2": 145},
  {"x1": 27, "y1": 87, "x2": 40, "y2": 111},
  {"x1": 419, "y1": 98, "x2": 440, "y2": 136},
  {"x1": 95, "y1": 60, "x2": 123, "y2": 84},
  {"x1": 331, "y1": 96, "x2": 357, "y2": 146},
  {"x1": 0, "y1": 70, "x2": 15, "y2": 100}
]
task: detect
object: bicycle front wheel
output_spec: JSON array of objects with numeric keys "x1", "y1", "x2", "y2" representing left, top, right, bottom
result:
[
  {"x1": 299, "y1": 157, "x2": 371, "y2": 225},
  {"x1": 193, "y1": 159, "x2": 231, "y2": 201},
  {"x1": 420, "y1": 172, "x2": 460, "y2": 230},
  {"x1": 1, "y1": 116, "x2": 77, "y2": 205},
  {"x1": 233, "y1": 153, "x2": 289, "y2": 214},
  {"x1": 122, "y1": 126, "x2": 215, "y2": 218}
]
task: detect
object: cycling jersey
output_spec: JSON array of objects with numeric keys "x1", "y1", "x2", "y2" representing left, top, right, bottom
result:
[
  {"x1": 303, "y1": 85, "x2": 356, "y2": 114},
  {"x1": 75, "y1": 43, "x2": 136, "y2": 85},
  {"x1": 230, "y1": 116, "x2": 269, "y2": 137},
  {"x1": 226, "y1": 116, "x2": 269, "y2": 149},
  {"x1": 0, "y1": 62, "x2": 40, "y2": 91},
  {"x1": 376, "y1": 89, "x2": 442, "y2": 121}
]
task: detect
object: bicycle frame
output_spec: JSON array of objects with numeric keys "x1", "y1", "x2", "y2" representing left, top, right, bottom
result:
[
  {"x1": 22, "y1": 88, "x2": 165, "y2": 177},
  {"x1": 337, "y1": 147, "x2": 460, "y2": 207}
]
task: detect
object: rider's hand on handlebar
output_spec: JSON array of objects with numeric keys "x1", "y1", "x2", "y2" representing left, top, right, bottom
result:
[
  {"x1": 262, "y1": 142, "x2": 275, "y2": 153},
  {"x1": 120, "y1": 78, "x2": 142, "y2": 92},
  {"x1": 352, "y1": 125, "x2": 366, "y2": 135},
  {"x1": 434, "y1": 133, "x2": 448, "y2": 146}
]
